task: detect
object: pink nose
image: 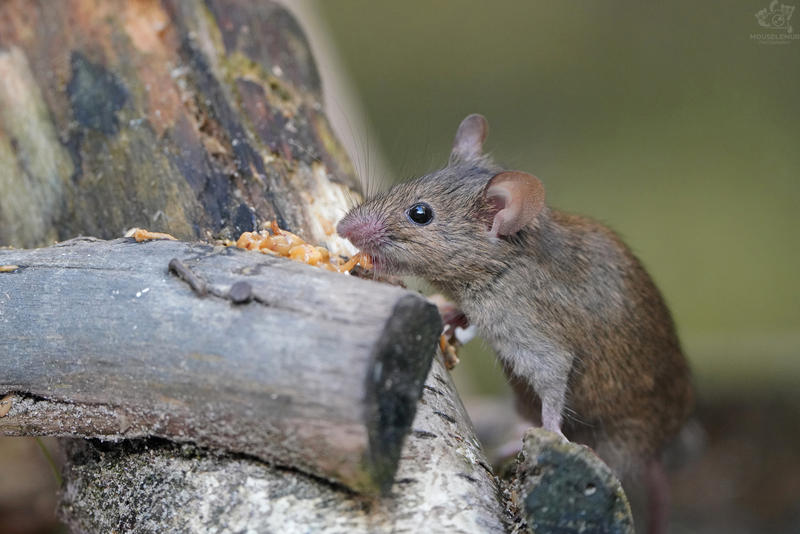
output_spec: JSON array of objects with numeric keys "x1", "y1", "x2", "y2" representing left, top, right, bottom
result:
[{"x1": 337, "y1": 213, "x2": 385, "y2": 250}]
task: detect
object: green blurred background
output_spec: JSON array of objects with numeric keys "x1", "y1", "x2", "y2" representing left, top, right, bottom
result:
[
  {"x1": 315, "y1": 0, "x2": 800, "y2": 396},
  {"x1": 312, "y1": 1, "x2": 799, "y2": 532}
]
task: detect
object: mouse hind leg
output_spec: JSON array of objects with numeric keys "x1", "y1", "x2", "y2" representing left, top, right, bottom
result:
[
  {"x1": 529, "y1": 350, "x2": 572, "y2": 440},
  {"x1": 503, "y1": 348, "x2": 573, "y2": 439},
  {"x1": 524, "y1": 367, "x2": 570, "y2": 440},
  {"x1": 540, "y1": 386, "x2": 568, "y2": 439}
]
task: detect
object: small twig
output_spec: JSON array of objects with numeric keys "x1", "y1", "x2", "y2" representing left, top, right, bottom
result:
[{"x1": 168, "y1": 258, "x2": 207, "y2": 296}]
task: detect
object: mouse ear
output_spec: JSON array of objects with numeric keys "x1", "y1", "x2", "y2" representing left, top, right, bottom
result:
[
  {"x1": 483, "y1": 171, "x2": 546, "y2": 238},
  {"x1": 450, "y1": 114, "x2": 488, "y2": 162}
]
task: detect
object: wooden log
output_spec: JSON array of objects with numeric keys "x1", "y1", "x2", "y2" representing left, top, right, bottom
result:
[
  {"x1": 57, "y1": 357, "x2": 509, "y2": 533},
  {"x1": 511, "y1": 428, "x2": 634, "y2": 533},
  {"x1": 0, "y1": 0, "x2": 357, "y2": 252},
  {"x1": 0, "y1": 237, "x2": 441, "y2": 494}
]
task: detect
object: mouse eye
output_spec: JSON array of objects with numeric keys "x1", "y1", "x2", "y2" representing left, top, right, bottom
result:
[{"x1": 406, "y1": 202, "x2": 434, "y2": 226}]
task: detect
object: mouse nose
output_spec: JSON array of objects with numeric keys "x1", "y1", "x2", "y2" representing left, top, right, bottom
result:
[{"x1": 336, "y1": 213, "x2": 385, "y2": 250}]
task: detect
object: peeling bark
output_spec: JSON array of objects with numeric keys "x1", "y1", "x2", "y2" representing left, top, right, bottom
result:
[{"x1": 57, "y1": 358, "x2": 508, "y2": 534}]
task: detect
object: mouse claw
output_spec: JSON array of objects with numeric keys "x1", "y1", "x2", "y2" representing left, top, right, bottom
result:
[
  {"x1": 428, "y1": 294, "x2": 469, "y2": 335},
  {"x1": 439, "y1": 334, "x2": 461, "y2": 370}
]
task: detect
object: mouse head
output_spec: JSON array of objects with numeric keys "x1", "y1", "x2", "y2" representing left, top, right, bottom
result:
[{"x1": 337, "y1": 114, "x2": 546, "y2": 281}]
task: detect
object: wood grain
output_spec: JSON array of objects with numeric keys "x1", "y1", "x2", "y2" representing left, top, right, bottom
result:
[{"x1": 0, "y1": 237, "x2": 441, "y2": 494}]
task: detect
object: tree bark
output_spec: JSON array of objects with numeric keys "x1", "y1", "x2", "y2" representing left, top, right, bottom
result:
[{"x1": 0, "y1": 0, "x2": 355, "y2": 251}]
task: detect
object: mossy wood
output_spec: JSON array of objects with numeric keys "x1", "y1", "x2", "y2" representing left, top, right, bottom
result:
[
  {"x1": 512, "y1": 429, "x2": 635, "y2": 534},
  {"x1": 0, "y1": 0, "x2": 355, "y2": 252},
  {"x1": 0, "y1": 237, "x2": 441, "y2": 494}
]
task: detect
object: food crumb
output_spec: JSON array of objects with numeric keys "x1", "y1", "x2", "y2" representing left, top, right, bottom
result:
[
  {"x1": 440, "y1": 335, "x2": 461, "y2": 370},
  {"x1": 0, "y1": 394, "x2": 14, "y2": 418},
  {"x1": 232, "y1": 221, "x2": 372, "y2": 273},
  {"x1": 125, "y1": 228, "x2": 178, "y2": 242}
]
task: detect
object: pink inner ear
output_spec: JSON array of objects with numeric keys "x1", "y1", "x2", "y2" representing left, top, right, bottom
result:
[
  {"x1": 485, "y1": 195, "x2": 504, "y2": 220},
  {"x1": 484, "y1": 171, "x2": 545, "y2": 238},
  {"x1": 485, "y1": 190, "x2": 511, "y2": 237}
]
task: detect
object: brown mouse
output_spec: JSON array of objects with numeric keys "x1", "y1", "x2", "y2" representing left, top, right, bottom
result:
[{"x1": 337, "y1": 114, "x2": 693, "y2": 534}]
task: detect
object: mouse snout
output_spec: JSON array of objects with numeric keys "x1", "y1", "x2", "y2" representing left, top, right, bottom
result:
[{"x1": 336, "y1": 212, "x2": 387, "y2": 251}]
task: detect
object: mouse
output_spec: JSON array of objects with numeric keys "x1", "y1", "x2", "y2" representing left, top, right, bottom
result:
[{"x1": 336, "y1": 114, "x2": 693, "y2": 534}]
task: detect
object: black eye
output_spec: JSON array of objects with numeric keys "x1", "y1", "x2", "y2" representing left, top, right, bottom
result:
[{"x1": 406, "y1": 202, "x2": 434, "y2": 226}]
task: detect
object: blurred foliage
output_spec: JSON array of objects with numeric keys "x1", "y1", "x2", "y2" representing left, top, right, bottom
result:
[{"x1": 317, "y1": 0, "x2": 800, "y2": 396}]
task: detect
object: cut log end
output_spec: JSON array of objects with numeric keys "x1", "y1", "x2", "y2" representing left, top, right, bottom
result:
[
  {"x1": 514, "y1": 428, "x2": 634, "y2": 534},
  {"x1": 365, "y1": 294, "x2": 442, "y2": 494}
]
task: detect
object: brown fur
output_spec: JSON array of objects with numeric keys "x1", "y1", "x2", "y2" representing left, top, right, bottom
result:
[{"x1": 338, "y1": 115, "x2": 693, "y2": 531}]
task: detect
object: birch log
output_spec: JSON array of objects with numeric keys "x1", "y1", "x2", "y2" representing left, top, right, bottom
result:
[{"x1": 56, "y1": 357, "x2": 509, "y2": 534}]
